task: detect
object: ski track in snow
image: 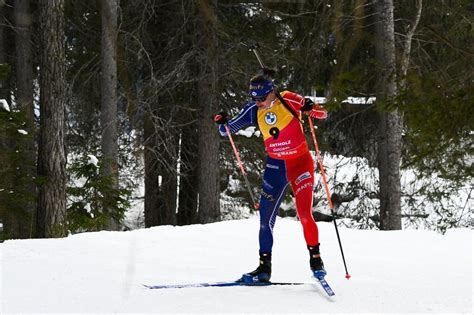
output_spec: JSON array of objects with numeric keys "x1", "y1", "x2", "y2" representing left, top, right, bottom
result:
[{"x1": 1, "y1": 218, "x2": 472, "y2": 314}]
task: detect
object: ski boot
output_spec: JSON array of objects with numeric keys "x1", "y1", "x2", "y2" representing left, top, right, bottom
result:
[
  {"x1": 308, "y1": 244, "x2": 327, "y2": 279},
  {"x1": 238, "y1": 252, "x2": 272, "y2": 283}
]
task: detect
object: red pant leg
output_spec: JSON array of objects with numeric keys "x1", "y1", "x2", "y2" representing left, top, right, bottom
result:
[{"x1": 285, "y1": 152, "x2": 319, "y2": 246}]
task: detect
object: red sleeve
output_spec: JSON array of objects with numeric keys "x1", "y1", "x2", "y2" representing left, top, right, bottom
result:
[
  {"x1": 281, "y1": 91, "x2": 305, "y2": 112},
  {"x1": 310, "y1": 106, "x2": 328, "y2": 120}
]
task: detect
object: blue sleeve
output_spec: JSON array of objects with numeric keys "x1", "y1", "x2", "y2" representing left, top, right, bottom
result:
[{"x1": 218, "y1": 102, "x2": 258, "y2": 136}]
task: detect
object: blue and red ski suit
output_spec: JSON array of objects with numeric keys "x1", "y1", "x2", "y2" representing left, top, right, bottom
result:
[{"x1": 218, "y1": 91, "x2": 327, "y2": 254}]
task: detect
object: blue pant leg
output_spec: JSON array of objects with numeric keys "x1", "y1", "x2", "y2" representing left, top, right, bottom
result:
[{"x1": 258, "y1": 157, "x2": 289, "y2": 253}]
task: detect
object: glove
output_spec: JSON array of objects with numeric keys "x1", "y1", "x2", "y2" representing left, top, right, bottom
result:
[
  {"x1": 301, "y1": 98, "x2": 315, "y2": 112},
  {"x1": 302, "y1": 98, "x2": 327, "y2": 120},
  {"x1": 214, "y1": 112, "x2": 228, "y2": 124}
]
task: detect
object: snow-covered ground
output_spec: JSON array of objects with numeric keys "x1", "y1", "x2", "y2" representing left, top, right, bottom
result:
[{"x1": 1, "y1": 218, "x2": 472, "y2": 314}]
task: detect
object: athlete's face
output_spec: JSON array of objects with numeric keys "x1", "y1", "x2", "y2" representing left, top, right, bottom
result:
[{"x1": 254, "y1": 91, "x2": 275, "y2": 109}]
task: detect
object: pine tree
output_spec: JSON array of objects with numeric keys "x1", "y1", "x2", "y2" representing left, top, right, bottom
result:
[
  {"x1": 196, "y1": 0, "x2": 221, "y2": 223},
  {"x1": 100, "y1": 0, "x2": 120, "y2": 230},
  {"x1": 13, "y1": 0, "x2": 36, "y2": 237},
  {"x1": 36, "y1": 0, "x2": 67, "y2": 238}
]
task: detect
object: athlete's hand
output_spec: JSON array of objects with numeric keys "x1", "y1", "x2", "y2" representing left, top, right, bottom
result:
[
  {"x1": 214, "y1": 112, "x2": 229, "y2": 124},
  {"x1": 301, "y1": 98, "x2": 327, "y2": 120}
]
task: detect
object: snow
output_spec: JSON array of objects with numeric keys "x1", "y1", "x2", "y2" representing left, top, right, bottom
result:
[
  {"x1": 306, "y1": 96, "x2": 376, "y2": 105},
  {"x1": 87, "y1": 154, "x2": 99, "y2": 167},
  {"x1": 236, "y1": 126, "x2": 260, "y2": 138},
  {"x1": 341, "y1": 97, "x2": 376, "y2": 104},
  {"x1": 307, "y1": 96, "x2": 328, "y2": 104},
  {"x1": 1, "y1": 219, "x2": 472, "y2": 314},
  {"x1": 0, "y1": 99, "x2": 10, "y2": 112}
]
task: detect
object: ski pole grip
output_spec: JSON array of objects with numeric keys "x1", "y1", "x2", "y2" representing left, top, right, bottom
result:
[{"x1": 243, "y1": 41, "x2": 259, "y2": 50}]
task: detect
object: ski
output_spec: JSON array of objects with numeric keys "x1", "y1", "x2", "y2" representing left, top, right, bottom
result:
[
  {"x1": 314, "y1": 276, "x2": 335, "y2": 296},
  {"x1": 144, "y1": 281, "x2": 308, "y2": 290},
  {"x1": 145, "y1": 278, "x2": 335, "y2": 296}
]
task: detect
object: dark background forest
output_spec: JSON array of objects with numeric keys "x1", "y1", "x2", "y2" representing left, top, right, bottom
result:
[{"x1": 0, "y1": 0, "x2": 472, "y2": 240}]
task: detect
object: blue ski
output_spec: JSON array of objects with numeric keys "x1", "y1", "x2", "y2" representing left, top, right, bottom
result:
[
  {"x1": 144, "y1": 281, "x2": 307, "y2": 289},
  {"x1": 314, "y1": 276, "x2": 335, "y2": 296}
]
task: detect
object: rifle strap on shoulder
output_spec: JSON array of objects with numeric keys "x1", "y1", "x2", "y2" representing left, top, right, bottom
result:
[{"x1": 275, "y1": 90, "x2": 302, "y2": 123}]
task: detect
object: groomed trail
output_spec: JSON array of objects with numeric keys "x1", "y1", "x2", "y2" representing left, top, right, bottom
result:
[{"x1": 1, "y1": 218, "x2": 472, "y2": 313}]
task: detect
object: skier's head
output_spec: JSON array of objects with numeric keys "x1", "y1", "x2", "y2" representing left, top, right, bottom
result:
[{"x1": 249, "y1": 75, "x2": 274, "y2": 102}]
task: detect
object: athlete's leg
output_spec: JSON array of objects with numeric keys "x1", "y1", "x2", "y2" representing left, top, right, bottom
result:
[
  {"x1": 258, "y1": 157, "x2": 289, "y2": 253},
  {"x1": 286, "y1": 152, "x2": 319, "y2": 246}
]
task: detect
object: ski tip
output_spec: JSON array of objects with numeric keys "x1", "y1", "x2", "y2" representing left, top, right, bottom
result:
[{"x1": 345, "y1": 274, "x2": 351, "y2": 280}]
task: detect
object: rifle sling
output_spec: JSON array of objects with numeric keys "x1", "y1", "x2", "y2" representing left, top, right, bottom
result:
[{"x1": 275, "y1": 90, "x2": 302, "y2": 123}]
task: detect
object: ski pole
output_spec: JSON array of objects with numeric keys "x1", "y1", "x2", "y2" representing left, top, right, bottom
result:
[
  {"x1": 308, "y1": 116, "x2": 351, "y2": 280},
  {"x1": 241, "y1": 42, "x2": 266, "y2": 68},
  {"x1": 249, "y1": 45, "x2": 265, "y2": 68},
  {"x1": 223, "y1": 124, "x2": 259, "y2": 210}
]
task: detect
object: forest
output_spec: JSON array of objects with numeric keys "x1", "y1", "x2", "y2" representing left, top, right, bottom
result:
[{"x1": 0, "y1": 0, "x2": 472, "y2": 240}]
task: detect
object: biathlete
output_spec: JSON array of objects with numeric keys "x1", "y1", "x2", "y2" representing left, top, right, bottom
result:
[{"x1": 214, "y1": 73, "x2": 328, "y2": 283}]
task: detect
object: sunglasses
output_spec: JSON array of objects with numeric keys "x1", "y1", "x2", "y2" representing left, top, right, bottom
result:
[{"x1": 252, "y1": 93, "x2": 270, "y2": 103}]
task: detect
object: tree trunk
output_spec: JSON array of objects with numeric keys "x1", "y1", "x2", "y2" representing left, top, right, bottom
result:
[
  {"x1": 36, "y1": 0, "x2": 67, "y2": 238},
  {"x1": 0, "y1": 0, "x2": 11, "y2": 238},
  {"x1": 100, "y1": 0, "x2": 119, "y2": 230},
  {"x1": 155, "y1": 114, "x2": 178, "y2": 226},
  {"x1": 157, "y1": 162, "x2": 178, "y2": 225},
  {"x1": 375, "y1": 0, "x2": 402, "y2": 230},
  {"x1": 400, "y1": 0, "x2": 423, "y2": 87},
  {"x1": 196, "y1": 0, "x2": 220, "y2": 224},
  {"x1": 177, "y1": 121, "x2": 199, "y2": 225},
  {"x1": 143, "y1": 109, "x2": 178, "y2": 227},
  {"x1": 0, "y1": 2, "x2": 8, "y2": 101},
  {"x1": 144, "y1": 112, "x2": 160, "y2": 227},
  {"x1": 13, "y1": 0, "x2": 36, "y2": 238}
]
